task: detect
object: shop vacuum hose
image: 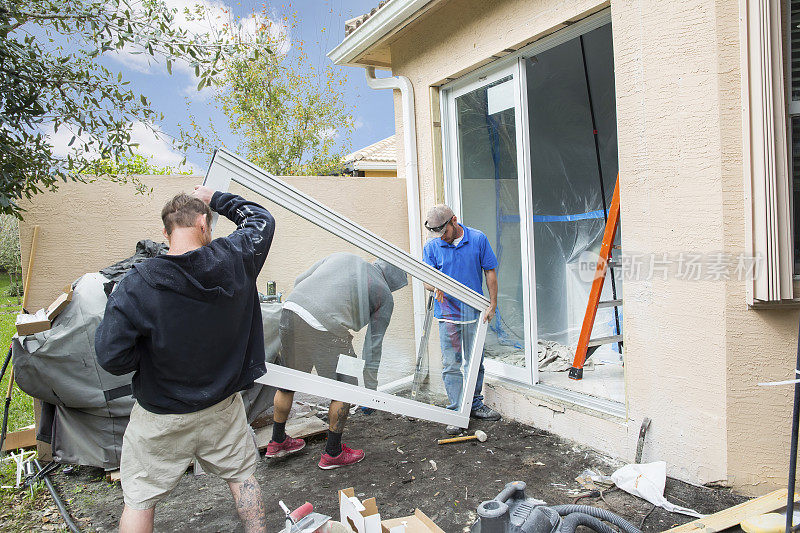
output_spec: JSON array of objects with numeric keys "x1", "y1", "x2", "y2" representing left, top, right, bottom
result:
[{"x1": 471, "y1": 481, "x2": 642, "y2": 533}]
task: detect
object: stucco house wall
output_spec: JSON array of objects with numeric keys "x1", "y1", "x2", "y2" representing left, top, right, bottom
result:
[{"x1": 375, "y1": 0, "x2": 798, "y2": 493}]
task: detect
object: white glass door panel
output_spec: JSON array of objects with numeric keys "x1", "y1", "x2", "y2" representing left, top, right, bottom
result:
[
  {"x1": 442, "y1": 65, "x2": 535, "y2": 385},
  {"x1": 204, "y1": 149, "x2": 488, "y2": 428}
]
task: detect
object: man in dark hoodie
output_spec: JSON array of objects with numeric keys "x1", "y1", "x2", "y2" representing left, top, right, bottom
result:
[
  {"x1": 265, "y1": 252, "x2": 408, "y2": 469},
  {"x1": 95, "y1": 185, "x2": 274, "y2": 533}
]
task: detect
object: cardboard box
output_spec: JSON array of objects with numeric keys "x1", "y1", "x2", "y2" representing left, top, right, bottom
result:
[
  {"x1": 0, "y1": 425, "x2": 36, "y2": 451},
  {"x1": 339, "y1": 488, "x2": 383, "y2": 533},
  {"x1": 15, "y1": 309, "x2": 50, "y2": 336},
  {"x1": 46, "y1": 286, "x2": 73, "y2": 321},
  {"x1": 382, "y1": 510, "x2": 444, "y2": 533},
  {"x1": 15, "y1": 286, "x2": 73, "y2": 336},
  {"x1": 338, "y1": 488, "x2": 444, "y2": 533}
]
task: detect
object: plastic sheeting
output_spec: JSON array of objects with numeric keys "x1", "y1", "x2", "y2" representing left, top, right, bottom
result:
[
  {"x1": 526, "y1": 24, "x2": 621, "y2": 354},
  {"x1": 456, "y1": 75, "x2": 527, "y2": 363},
  {"x1": 455, "y1": 23, "x2": 622, "y2": 372},
  {"x1": 13, "y1": 270, "x2": 282, "y2": 469}
]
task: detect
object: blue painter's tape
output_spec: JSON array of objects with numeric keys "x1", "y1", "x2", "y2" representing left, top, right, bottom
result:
[
  {"x1": 496, "y1": 209, "x2": 608, "y2": 224},
  {"x1": 531, "y1": 209, "x2": 608, "y2": 223}
]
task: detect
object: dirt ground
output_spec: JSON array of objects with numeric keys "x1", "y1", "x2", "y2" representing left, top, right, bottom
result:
[{"x1": 51, "y1": 410, "x2": 746, "y2": 532}]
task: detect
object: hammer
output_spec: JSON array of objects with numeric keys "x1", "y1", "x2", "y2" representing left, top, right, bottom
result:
[{"x1": 437, "y1": 430, "x2": 487, "y2": 445}]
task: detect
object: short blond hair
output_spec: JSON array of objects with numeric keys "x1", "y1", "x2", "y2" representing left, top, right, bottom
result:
[{"x1": 161, "y1": 194, "x2": 212, "y2": 236}]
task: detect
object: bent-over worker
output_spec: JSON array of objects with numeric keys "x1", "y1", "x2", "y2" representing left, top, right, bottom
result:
[{"x1": 266, "y1": 252, "x2": 408, "y2": 469}]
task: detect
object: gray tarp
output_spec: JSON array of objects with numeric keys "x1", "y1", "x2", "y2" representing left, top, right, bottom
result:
[{"x1": 12, "y1": 272, "x2": 282, "y2": 469}]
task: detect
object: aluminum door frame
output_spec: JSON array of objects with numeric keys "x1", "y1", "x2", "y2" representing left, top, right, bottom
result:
[
  {"x1": 204, "y1": 148, "x2": 489, "y2": 427},
  {"x1": 440, "y1": 63, "x2": 536, "y2": 385}
]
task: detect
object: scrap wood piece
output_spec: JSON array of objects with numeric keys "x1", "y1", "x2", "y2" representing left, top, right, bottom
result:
[
  {"x1": 105, "y1": 470, "x2": 121, "y2": 483},
  {"x1": 1, "y1": 425, "x2": 36, "y2": 451},
  {"x1": 665, "y1": 489, "x2": 798, "y2": 532},
  {"x1": 254, "y1": 415, "x2": 327, "y2": 450}
]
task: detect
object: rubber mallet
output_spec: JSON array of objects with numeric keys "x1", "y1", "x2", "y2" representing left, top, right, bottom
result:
[{"x1": 437, "y1": 430, "x2": 488, "y2": 445}]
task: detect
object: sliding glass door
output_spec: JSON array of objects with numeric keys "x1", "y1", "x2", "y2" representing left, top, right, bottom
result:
[
  {"x1": 443, "y1": 64, "x2": 536, "y2": 384},
  {"x1": 441, "y1": 12, "x2": 624, "y2": 407}
]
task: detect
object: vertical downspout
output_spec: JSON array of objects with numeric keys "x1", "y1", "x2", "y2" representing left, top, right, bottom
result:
[{"x1": 364, "y1": 66, "x2": 425, "y2": 344}]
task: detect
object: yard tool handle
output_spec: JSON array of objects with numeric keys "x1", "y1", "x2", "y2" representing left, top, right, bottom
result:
[
  {"x1": 788, "y1": 314, "x2": 800, "y2": 533},
  {"x1": 437, "y1": 434, "x2": 477, "y2": 445},
  {"x1": 3, "y1": 225, "x2": 40, "y2": 438},
  {"x1": 0, "y1": 396, "x2": 10, "y2": 453},
  {"x1": 21, "y1": 225, "x2": 39, "y2": 311},
  {"x1": 0, "y1": 345, "x2": 11, "y2": 385},
  {"x1": 0, "y1": 346, "x2": 12, "y2": 453},
  {"x1": 290, "y1": 502, "x2": 314, "y2": 521}
]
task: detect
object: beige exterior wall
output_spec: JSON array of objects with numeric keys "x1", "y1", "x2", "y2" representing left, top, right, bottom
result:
[
  {"x1": 381, "y1": 0, "x2": 798, "y2": 493},
  {"x1": 18, "y1": 176, "x2": 412, "y2": 351}
]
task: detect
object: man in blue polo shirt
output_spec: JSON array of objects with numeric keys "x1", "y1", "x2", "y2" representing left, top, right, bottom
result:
[{"x1": 422, "y1": 204, "x2": 501, "y2": 435}]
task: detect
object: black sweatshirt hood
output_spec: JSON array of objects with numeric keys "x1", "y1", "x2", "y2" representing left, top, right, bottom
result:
[{"x1": 133, "y1": 244, "x2": 239, "y2": 301}]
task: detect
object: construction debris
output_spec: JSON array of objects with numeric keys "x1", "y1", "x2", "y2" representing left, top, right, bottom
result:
[
  {"x1": 575, "y1": 469, "x2": 613, "y2": 491},
  {"x1": 1, "y1": 425, "x2": 35, "y2": 452},
  {"x1": 487, "y1": 339, "x2": 584, "y2": 372},
  {"x1": 612, "y1": 462, "x2": 702, "y2": 518}
]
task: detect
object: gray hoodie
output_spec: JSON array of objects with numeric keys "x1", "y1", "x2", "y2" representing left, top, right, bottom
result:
[{"x1": 286, "y1": 252, "x2": 408, "y2": 389}]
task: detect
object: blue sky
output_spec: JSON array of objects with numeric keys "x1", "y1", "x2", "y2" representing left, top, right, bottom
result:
[{"x1": 55, "y1": 1, "x2": 395, "y2": 173}]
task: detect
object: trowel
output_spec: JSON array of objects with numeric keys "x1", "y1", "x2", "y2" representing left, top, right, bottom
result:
[{"x1": 280, "y1": 500, "x2": 331, "y2": 533}]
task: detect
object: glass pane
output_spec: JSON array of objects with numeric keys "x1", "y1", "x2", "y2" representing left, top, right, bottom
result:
[
  {"x1": 525, "y1": 24, "x2": 624, "y2": 403},
  {"x1": 454, "y1": 76, "x2": 527, "y2": 370},
  {"x1": 216, "y1": 182, "x2": 481, "y2": 414},
  {"x1": 793, "y1": 115, "x2": 800, "y2": 272},
  {"x1": 792, "y1": 0, "x2": 800, "y2": 101}
]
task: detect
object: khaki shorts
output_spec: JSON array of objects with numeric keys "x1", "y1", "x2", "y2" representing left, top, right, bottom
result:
[{"x1": 120, "y1": 394, "x2": 258, "y2": 510}]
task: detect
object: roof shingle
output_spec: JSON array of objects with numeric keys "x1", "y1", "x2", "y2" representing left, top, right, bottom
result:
[
  {"x1": 344, "y1": 1, "x2": 390, "y2": 37},
  {"x1": 344, "y1": 136, "x2": 397, "y2": 168}
]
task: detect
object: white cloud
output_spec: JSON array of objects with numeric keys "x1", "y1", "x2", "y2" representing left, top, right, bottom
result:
[
  {"x1": 183, "y1": 82, "x2": 216, "y2": 101},
  {"x1": 110, "y1": 0, "x2": 291, "y2": 79},
  {"x1": 354, "y1": 117, "x2": 364, "y2": 130},
  {"x1": 128, "y1": 122, "x2": 199, "y2": 171},
  {"x1": 44, "y1": 121, "x2": 200, "y2": 172},
  {"x1": 319, "y1": 127, "x2": 337, "y2": 141},
  {"x1": 45, "y1": 125, "x2": 92, "y2": 160}
]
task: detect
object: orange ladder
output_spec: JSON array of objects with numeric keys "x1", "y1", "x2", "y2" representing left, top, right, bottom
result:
[{"x1": 568, "y1": 175, "x2": 622, "y2": 381}]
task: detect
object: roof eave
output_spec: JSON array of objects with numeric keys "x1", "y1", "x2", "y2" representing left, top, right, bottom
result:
[
  {"x1": 327, "y1": 0, "x2": 435, "y2": 68},
  {"x1": 353, "y1": 161, "x2": 397, "y2": 171}
]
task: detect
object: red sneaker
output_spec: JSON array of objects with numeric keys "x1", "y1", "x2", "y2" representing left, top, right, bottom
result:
[
  {"x1": 264, "y1": 436, "x2": 306, "y2": 458},
  {"x1": 317, "y1": 444, "x2": 365, "y2": 469}
]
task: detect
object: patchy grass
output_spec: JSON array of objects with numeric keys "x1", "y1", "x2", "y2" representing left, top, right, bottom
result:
[
  {"x1": 0, "y1": 457, "x2": 74, "y2": 532},
  {"x1": 0, "y1": 272, "x2": 34, "y2": 433},
  {"x1": 0, "y1": 272, "x2": 49, "y2": 533}
]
